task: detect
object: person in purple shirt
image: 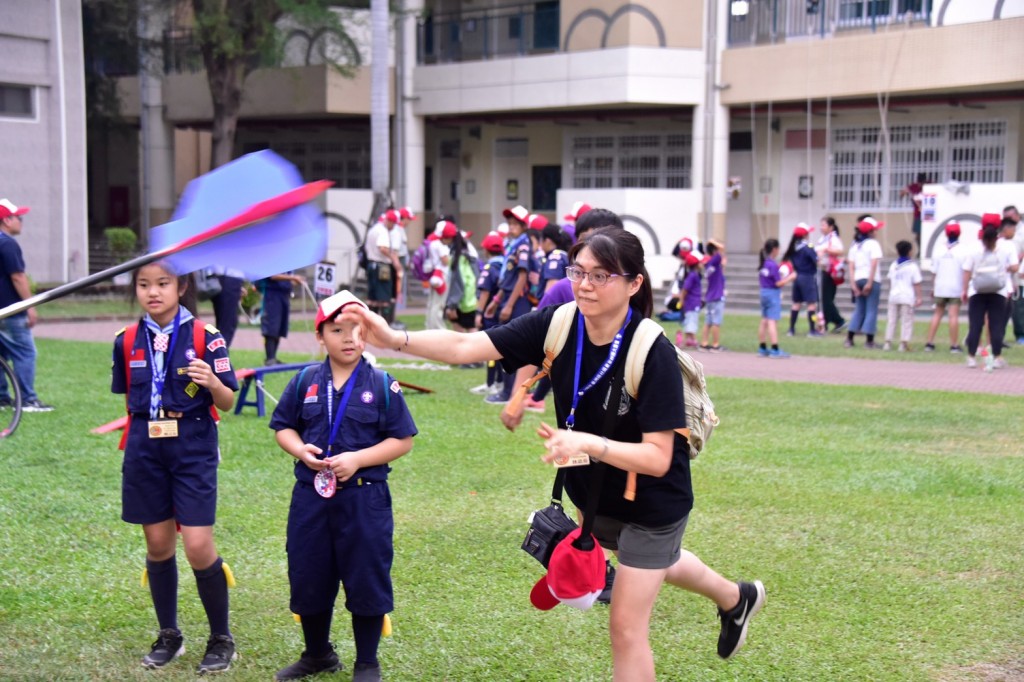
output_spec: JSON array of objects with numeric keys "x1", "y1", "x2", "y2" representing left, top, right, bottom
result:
[
  {"x1": 758, "y1": 238, "x2": 796, "y2": 358},
  {"x1": 699, "y1": 239, "x2": 727, "y2": 352},
  {"x1": 674, "y1": 253, "x2": 703, "y2": 348}
]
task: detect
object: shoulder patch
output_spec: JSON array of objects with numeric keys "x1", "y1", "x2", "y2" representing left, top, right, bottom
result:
[
  {"x1": 389, "y1": 379, "x2": 401, "y2": 394},
  {"x1": 115, "y1": 326, "x2": 126, "y2": 337},
  {"x1": 205, "y1": 323, "x2": 220, "y2": 334}
]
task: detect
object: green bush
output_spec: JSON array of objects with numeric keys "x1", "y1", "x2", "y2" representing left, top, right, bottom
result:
[{"x1": 103, "y1": 227, "x2": 137, "y2": 258}]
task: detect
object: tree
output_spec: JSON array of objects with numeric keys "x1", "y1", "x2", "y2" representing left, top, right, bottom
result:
[{"x1": 190, "y1": 0, "x2": 360, "y2": 168}]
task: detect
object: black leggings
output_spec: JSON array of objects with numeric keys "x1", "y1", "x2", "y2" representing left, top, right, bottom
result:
[{"x1": 966, "y1": 293, "x2": 1009, "y2": 357}]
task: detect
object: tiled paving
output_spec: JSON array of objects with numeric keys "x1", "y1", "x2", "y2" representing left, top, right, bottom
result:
[{"x1": 35, "y1": 317, "x2": 1022, "y2": 396}]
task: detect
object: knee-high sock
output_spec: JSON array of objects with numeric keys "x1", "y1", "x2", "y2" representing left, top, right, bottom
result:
[
  {"x1": 147, "y1": 556, "x2": 178, "y2": 631},
  {"x1": 300, "y1": 610, "x2": 333, "y2": 658},
  {"x1": 351, "y1": 613, "x2": 383, "y2": 666},
  {"x1": 194, "y1": 557, "x2": 231, "y2": 637},
  {"x1": 264, "y1": 336, "x2": 279, "y2": 360},
  {"x1": 789, "y1": 309, "x2": 799, "y2": 333}
]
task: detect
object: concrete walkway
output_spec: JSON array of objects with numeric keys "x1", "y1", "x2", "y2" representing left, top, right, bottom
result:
[{"x1": 35, "y1": 315, "x2": 1022, "y2": 396}]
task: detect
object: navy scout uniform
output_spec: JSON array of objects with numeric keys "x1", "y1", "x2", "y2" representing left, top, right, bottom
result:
[
  {"x1": 112, "y1": 312, "x2": 239, "y2": 527},
  {"x1": 498, "y1": 233, "x2": 537, "y2": 320},
  {"x1": 268, "y1": 357, "x2": 417, "y2": 617}
]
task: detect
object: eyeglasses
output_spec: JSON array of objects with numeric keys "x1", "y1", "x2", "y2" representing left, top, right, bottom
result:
[{"x1": 564, "y1": 266, "x2": 629, "y2": 287}]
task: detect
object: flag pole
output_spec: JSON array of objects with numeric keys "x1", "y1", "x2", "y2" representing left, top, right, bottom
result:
[{"x1": 0, "y1": 180, "x2": 332, "y2": 321}]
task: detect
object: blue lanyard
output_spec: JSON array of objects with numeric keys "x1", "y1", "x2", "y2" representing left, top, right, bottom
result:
[
  {"x1": 325, "y1": 360, "x2": 362, "y2": 456},
  {"x1": 144, "y1": 308, "x2": 181, "y2": 417},
  {"x1": 565, "y1": 307, "x2": 632, "y2": 430}
]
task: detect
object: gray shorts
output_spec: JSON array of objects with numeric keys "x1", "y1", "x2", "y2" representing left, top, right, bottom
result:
[
  {"x1": 933, "y1": 297, "x2": 960, "y2": 308},
  {"x1": 591, "y1": 514, "x2": 689, "y2": 569}
]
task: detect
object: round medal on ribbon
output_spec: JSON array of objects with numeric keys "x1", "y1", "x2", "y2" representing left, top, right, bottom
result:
[{"x1": 314, "y1": 468, "x2": 337, "y2": 498}]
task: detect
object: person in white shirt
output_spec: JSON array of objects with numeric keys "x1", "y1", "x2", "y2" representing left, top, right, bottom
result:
[
  {"x1": 815, "y1": 217, "x2": 846, "y2": 333},
  {"x1": 923, "y1": 223, "x2": 966, "y2": 353},
  {"x1": 844, "y1": 217, "x2": 884, "y2": 349},
  {"x1": 425, "y1": 220, "x2": 454, "y2": 330},
  {"x1": 961, "y1": 215, "x2": 1020, "y2": 369},
  {"x1": 1001, "y1": 206, "x2": 1024, "y2": 344},
  {"x1": 365, "y1": 211, "x2": 399, "y2": 319},
  {"x1": 883, "y1": 240, "x2": 922, "y2": 351}
]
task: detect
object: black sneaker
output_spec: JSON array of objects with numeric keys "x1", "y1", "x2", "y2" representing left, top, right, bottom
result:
[
  {"x1": 0, "y1": 396, "x2": 12, "y2": 409},
  {"x1": 197, "y1": 634, "x2": 237, "y2": 674},
  {"x1": 22, "y1": 398, "x2": 54, "y2": 413},
  {"x1": 275, "y1": 648, "x2": 343, "y2": 681},
  {"x1": 717, "y1": 580, "x2": 765, "y2": 659},
  {"x1": 597, "y1": 560, "x2": 616, "y2": 605},
  {"x1": 353, "y1": 661, "x2": 382, "y2": 682},
  {"x1": 950, "y1": 345, "x2": 964, "y2": 354},
  {"x1": 924, "y1": 343, "x2": 936, "y2": 352},
  {"x1": 141, "y1": 628, "x2": 184, "y2": 669}
]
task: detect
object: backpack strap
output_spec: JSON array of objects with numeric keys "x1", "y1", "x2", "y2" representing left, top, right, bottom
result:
[
  {"x1": 506, "y1": 302, "x2": 577, "y2": 415},
  {"x1": 119, "y1": 323, "x2": 139, "y2": 451},
  {"x1": 620, "y1": 318, "x2": 694, "y2": 502}
]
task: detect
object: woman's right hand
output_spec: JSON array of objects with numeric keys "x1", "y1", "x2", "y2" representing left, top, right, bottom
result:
[{"x1": 341, "y1": 303, "x2": 401, "y2": 350}]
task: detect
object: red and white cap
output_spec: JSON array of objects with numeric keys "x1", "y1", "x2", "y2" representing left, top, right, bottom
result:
[
  {"x1": 684, "y1": 252, "x2": 703, "y2": 267},
  {"x1": 398, "y1": 206, "x2": 416, "y2": 220},
  {"x1": 315, "y1": 290, "x2": 368, "y2": 330},
  {"x1": 435, "y1": 220, "x2": 458, "y2": 239},
  {"x1": 944, "y1": 222, "x2": 961, "y2": 238},
  {"x1": 502, "y1": 205, "x2": 530, "y2": 224},
  {"x1": 526, "y1": 213, "x2": 549, "y2": 231},
  {"x1": 481, "y1": 231, "x2": 505, "y2": 254},
  {"x1": 496, "y1": 222, "x2": 510, "y2": 236},
  {"x1": 0, "y1": 199, "x2": 29, "y2": 220},
  {"x1": 677, "y1": 237, "x2": 694, "y2": 253},
  {"x1": 529, "y1": 528, "x2": 606, "y2": 611},
  {"x1": 856, "y1": 217, "x2": 885, "y2": 234},
  {"x1": 563, "y1": 202, "x2": 592, "y2": 222},
  {"x1": 381, "y1": 209, "x2": 401, "y2": 224},
  {"x1": 792, "y1": 222, "x2": 812, "y2": 238}
]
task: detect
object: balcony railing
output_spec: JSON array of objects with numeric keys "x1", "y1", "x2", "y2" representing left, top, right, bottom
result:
[
  {"x1": 727, "y1": 0, "x2": 932, "y2": 46},
  {"x1": 417, "y1": 1, "x2": 560, "y2": 65}
]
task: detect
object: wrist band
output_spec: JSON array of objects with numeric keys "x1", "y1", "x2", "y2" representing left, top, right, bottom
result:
[{"x1": 395, "y1": 329, "x2": 409, "y2": 352}]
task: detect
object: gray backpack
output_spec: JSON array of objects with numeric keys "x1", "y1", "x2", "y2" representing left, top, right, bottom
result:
[{"x1": 972, "y1": 250, "x2": 1006, "y2": 294}]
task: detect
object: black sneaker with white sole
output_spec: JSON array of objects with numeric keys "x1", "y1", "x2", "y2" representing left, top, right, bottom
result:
[
  {"x1": 197, "y1": 634, "x2": 237, "y2": 674},
  {"x1": 22, "y1": 398, "x2": 54, "y2": 412},
  {"x1": 717, "y1": 580, "x2": 765, "y2": 659},
  {"x1": 141, "y1": 628, "x2": 184, "y2": 669}
]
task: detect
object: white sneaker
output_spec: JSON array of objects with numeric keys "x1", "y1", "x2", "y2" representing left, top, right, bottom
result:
[
  {"x1": 966, "y1": 357, "x2": 977, "y2": 368},
  {"x1": 468, "y1": 383, "x2": 490, "y2": 395},
  {"x1": 993, "y1": 357, "x2": 1007, "y2": 369}
]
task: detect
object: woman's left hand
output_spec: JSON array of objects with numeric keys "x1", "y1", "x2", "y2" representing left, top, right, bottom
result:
[{"x1": 537, "y1": 422, "x2": 585, "y2": 465}]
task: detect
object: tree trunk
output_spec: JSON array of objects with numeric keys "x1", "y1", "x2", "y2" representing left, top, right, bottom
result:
[{"x1": 207, "y1": 59, "x2": 246, "y2": 169}]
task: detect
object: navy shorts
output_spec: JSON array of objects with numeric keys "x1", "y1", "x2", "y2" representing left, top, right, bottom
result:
[
  {"x1": 287, "y1": 479, "x2": 395, "y2": 616},
  {"x1": 261, "y1": 288, "x2": 291, "y2": 338},
  {"x1": 792, "y1": 274, "x2": 819, "y2": 304},
  {"x1": 121, "y1": 416, "x2": 219, "y2": 526},
  {"x1": 366, "y1": 261, "x2": 393, "y2": 302}
]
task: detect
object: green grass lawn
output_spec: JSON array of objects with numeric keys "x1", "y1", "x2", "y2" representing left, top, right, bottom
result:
[{"x1": 1, "y1": 339, "x2": 1021, "y2": 681}]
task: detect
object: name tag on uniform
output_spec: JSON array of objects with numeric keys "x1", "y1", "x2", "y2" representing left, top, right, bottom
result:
[
  {"x1": 177, "y1": 367, "x2": 190, "y2": 375},
  {"x1": 148, "y1": 420, "x2": 179, "y2": 438},
  {"x1": 553, "y1": 453, "x2": 591, "y2": 468}
]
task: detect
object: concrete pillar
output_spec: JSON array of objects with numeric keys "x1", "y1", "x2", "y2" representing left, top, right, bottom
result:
[{"x1": 398, "y1": 0, "x2": 426, "y2": 243}]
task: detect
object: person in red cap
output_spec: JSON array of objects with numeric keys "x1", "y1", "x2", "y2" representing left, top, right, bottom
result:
[
  {"x1": 923, "y1": 222, "x2": 966, "y2": 353},
  {"x1": 364, "y1": 210, "x2": 401, "y2": 325},
  {"x1": 961, "y1": 215, "x2": 1019, "y2": 369},
  {"x1": 344, "y1": 225, "x2": 766, "y2": 677},
  {"x1": 672, "y1": 251, "x2": 704, "y2": 348},
  {"x1": 844, "y1": 216, "x2": 885, "y2": 349},
  {"x1": 0, "y1": 199, "x2": 53, "y2": 411},
  {"x1": 270, "y1": 290, "x2": 417, "y2": 682},
  {"x1": 814, "y1": 217, "x2": 846, "y2": 334},
  {"x1": 781, "y1": 223, "x2": 823, "y2": 337}
]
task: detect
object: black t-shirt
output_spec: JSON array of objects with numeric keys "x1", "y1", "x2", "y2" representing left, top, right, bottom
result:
[{"x1": 486, "y1": 304, "x2": 692, "y2": 526}]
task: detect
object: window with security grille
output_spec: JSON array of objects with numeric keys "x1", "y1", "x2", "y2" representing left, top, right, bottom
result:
[
  {"x1": 830, "y1": 120, "x2": 1006, "y2": 210},
  {"x1": 567, "y1": 132, "x2": 692, "y2": 190}
]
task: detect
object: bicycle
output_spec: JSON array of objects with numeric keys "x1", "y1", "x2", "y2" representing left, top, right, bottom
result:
[{"x1": 0, "y1": 354, "x2": 22, "y2": 438}]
